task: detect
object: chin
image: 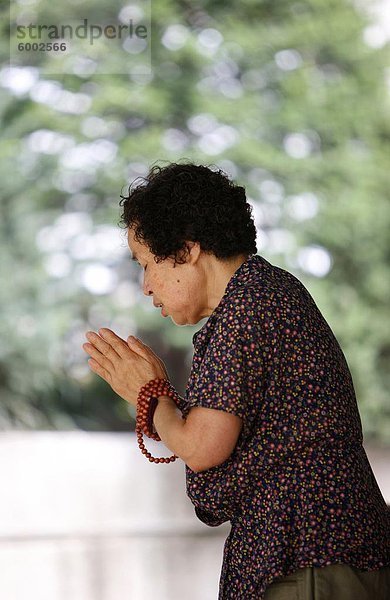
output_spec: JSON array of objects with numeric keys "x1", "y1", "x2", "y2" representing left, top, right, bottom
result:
[
  {"x1": 171, "y1": 316, "x2": 189, "y2": 327},
  {"x1": 171, "y1": 312, "x2": 200, "y2": 327}
]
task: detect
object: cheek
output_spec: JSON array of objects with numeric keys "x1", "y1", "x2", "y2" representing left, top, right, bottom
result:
[
  {"x1": 174, "y1": 279, "x2": 196, "y2": 306},
  {"x1": 163, "y1": 278, "x2": 187, "y2": 305}
]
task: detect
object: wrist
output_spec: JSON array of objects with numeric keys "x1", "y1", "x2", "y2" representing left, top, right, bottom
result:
[
  {"x1": 157, "y1": 394, "x2": 174, "y2": 406},
  {"x1": 152, "y1": 395, "x2": 176, "y2": 432},
  {"x1": 136, "y1": 377, "x2": 180, "y2": 464}
]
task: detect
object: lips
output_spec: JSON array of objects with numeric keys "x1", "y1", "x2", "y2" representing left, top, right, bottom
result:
[{"x1": 153, "y1": 300, "x2": 167, "y2": 316}]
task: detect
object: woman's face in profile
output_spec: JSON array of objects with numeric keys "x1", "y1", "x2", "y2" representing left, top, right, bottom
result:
[{"x1": 127, "y1": 227, "x2": 205, "y2": 326}]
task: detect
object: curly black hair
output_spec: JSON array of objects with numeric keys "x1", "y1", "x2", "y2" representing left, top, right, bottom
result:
[{"x1": 119, "y1": 162, "x2": 257, "y2": 265}]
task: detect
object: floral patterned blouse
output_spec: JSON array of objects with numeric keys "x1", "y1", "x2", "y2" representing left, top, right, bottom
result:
[{"x1": 182, "y1": 253, "x2": 390, "y2": 600}]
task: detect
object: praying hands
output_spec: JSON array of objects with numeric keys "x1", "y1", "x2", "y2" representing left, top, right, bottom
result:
[{"x1": 82, "y1": 328, "x2": 168, "y2": 408}]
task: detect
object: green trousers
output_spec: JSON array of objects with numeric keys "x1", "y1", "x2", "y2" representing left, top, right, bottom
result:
[{"x1": 263, "y1": 564, "x2": 390, "y2": 600}]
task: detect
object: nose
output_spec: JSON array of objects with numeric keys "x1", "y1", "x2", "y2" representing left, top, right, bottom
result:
[{"x1": 142, "y1": 271, "x2": 153, "y2": 297}]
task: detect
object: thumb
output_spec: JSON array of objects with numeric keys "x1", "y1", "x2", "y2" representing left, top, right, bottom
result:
[
  {"x1": 127, "y1": 336, "x2": 166, "y2": 372},
  {"x1": 127, "y1": 335, "x2": 147, "y2": 357},
  {"x1": 127, "y1": 335, "x2": 139, "y2": 347}
]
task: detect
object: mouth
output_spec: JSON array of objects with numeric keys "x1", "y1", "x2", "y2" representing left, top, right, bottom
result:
[{"x1": 154, "y1": 302, "x2": 167, "y2": 317}]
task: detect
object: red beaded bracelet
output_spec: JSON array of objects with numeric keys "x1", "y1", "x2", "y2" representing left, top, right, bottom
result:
[{"x1": 136, "y1": 377, "x2": 182, "y2": 464}]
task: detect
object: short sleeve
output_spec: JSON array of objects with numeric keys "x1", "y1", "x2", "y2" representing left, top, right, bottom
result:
[{"x1": 186, "y1": 292, "x2": 261, "y2": 421}]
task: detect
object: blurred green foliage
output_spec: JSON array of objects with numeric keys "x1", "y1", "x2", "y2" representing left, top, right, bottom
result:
[{"x1": 0, "y1": 0, "x2": 389, "y2": 442}]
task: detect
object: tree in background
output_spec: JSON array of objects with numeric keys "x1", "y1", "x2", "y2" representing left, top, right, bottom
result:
[{"x1": 0, "y1": 0, "x2": 389, "y2": 441}]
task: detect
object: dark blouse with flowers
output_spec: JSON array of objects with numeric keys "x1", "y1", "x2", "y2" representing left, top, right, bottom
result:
[{"x1": 181, "y1": 253, "x2": 390, "y2": 600}]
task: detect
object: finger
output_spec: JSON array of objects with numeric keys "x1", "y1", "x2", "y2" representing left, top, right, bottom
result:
[
  {"x1": 137, "y1": 339, "x2": 166, "y2": 369},
  {"x1": 127, "y1": 337, "x2": 168, "y2": 375},
  {"x1": 87, "y1": 358, "x2": 111, "y2": 383},
  {"x1": 85, "y1": 330, "x2": 122, "y2": 361},
  {"x1": 83, "y1": 342, "x2": 114, "y2": 372},
  {"x1": 98, "y1": 328, "x2": 131, "y2": 358},
  {"x1": 127, "y1": 336, "x2": 152, "y2": 360}
]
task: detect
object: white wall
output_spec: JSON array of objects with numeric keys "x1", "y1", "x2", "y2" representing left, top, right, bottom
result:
[{"x1": 0, "y1": 432, "x2": 388, "y2": 600}]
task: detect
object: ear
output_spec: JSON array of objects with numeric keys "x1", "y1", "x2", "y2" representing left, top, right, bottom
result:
[{"x1": 185, "y1": 241, "x2": 201, "y2": 264}]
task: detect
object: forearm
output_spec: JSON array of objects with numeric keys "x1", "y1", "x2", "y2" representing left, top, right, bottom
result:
[{"x1": 152, "y1": 395, "x2": 195, "y2": 466}]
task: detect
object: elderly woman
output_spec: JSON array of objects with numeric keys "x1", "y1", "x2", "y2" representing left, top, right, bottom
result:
[{"x1": 83, "y1": 163, "x2": 390, "y2": 599}]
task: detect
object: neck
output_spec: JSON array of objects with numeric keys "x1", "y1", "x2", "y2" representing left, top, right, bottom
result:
[{"x1": 201, "y1": 254, "x2": 249, "y2": 318}]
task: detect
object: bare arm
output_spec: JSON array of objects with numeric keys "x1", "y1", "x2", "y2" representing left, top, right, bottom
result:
[
  {"x1": 153, "y1": 396, "x2": 243, "y2": 472},
  {"x1": 80, "y1": 329, "x2": 243, "y2": 471}
]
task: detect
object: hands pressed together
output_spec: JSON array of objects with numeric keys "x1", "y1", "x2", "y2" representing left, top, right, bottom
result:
[{"x1": 82, "y1": 328, "x2": 169, "y2": 408}]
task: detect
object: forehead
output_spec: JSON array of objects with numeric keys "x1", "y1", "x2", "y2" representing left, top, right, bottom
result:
[{"x1": 127, "y1": 228, "x2": 151, "y2": 259}]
